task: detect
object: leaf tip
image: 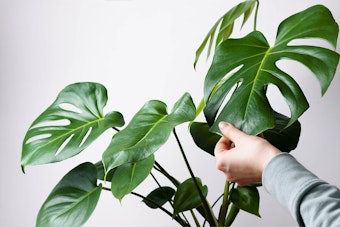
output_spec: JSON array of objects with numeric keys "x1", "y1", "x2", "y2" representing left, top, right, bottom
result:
[{"x1": 21, "y1": 165, "x2": 26, "y2": 174}]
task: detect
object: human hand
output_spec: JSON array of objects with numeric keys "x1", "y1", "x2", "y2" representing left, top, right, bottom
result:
[{"x1": 214, "y1": 122, "x2": 281, "y2": 186}]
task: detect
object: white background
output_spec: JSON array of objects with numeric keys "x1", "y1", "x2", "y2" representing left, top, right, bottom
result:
[{"x1": 1, "y1": 0, "x2": 339, "y2": 226}]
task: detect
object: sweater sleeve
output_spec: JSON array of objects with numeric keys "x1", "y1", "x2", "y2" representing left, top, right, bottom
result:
[{"x1": 262, "y1": 153, "x2": 340, "y2": 227}]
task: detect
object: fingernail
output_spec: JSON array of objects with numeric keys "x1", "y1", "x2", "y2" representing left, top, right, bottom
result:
[{"x1": 218, "y1": 121, "x2": 228, "y2": 130}]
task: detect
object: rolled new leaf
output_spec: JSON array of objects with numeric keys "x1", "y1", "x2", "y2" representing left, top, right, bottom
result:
[
  {"x1": 21, "y1": 82, "x2": 125, "y2": 171},
  {"x1": 102, "y1": 92, "x2": 196, "y2": 176},
  {"x1": 36, "y1": 162, "x2": 102, "y2": 227},
  {"x1": 204, "y1": 5, "x2": 339, "y2": 135}
]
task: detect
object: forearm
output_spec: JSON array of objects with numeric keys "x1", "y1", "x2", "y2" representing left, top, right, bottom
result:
[{"x1": 263, "y1": 153, "x2": 340, "y2": 227}]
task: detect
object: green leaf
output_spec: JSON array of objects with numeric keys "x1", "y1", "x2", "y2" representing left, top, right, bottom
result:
[
  {"x1": 263, "y1": 112, "x2": 301, "y2": 153},
  {"x1": 230, "y1": 186, "x2": 260, "y2": 217},
  {"x1": 143, "y1": 186, "x2": 176, "y2": 209},
  {"x1": 102, "y1": 92, "x2": 196, "y2": 175},
  {"x1": 204, "y1": 5, "x2": 339, "y2": 135},
  {"x1": 37, "y1": 162, "x2": 102, "y2": 227},
  {"x1": 21, "y1": 82, "x2": 125, "y2": 170},
  {"x1": 111, "y1": 155, "x2": 155, "y2": 201},
  {"x1": 194, "y1": 0, "x2": 257, "y2": 68},
  {"x1": 95, "y1": 161, "x2": 115, "y2": 182},
  {"x1": 173, "y1": 178, "x2": 208, "y2": 216},
  {"x1": 190, "y1": 122, "x2": 221, "y2": 156}
]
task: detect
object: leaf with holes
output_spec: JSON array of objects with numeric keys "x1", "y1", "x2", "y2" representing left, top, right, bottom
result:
[
  {"x1": 36, "y1": 162, "x2": 102, "y2": 227},
  {"x1": 21, "y1": 82, "x2": 125, "y2": 171},
  {"x1": 204, "y1": 5, "x2": 339, "y2": 135},
  {"x1": 102, "y1": 92, "x2": 196, "y2": 175},
  {"x1": 194, "y1": 0, "x2": 257, "y2": 68}
]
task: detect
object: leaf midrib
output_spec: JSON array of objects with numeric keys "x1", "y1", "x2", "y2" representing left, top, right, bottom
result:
[
  {"x1": 52, "y1": 186, "x2": 99, "y2": 223},
  {"x1": 24, "y1": 117, "x2": 105, "y2": 165},
  {"x1": 243, "y1": 47, "x2": 272, "y2": 121}
]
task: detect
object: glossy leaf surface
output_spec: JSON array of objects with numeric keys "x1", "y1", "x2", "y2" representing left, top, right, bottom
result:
[
  {"x1": 264, "y1": 112, "x2": 301, "y2": 152},
  {"x1": 37, "y1": 162, "x2": 102, "y2": 227},
  {"x1": 102, "y1": 93, "x2": 196, "y2": 175},
  {"x1": 173, "y1": 178, "x2": 208, "y2": 216},
  {"x1": 21, "y1": 82, "x2": 125, "y2": 170},
  {"x1": 143, "y1": 186, "x2": 176, "y2": 209},
  {"x1": 194, "y1": 0, "x2": 257, "y2": 68},
  {"x1": 204, "y1": 5, "x2": 339, "y2": 135},
  {"x1": 230, "y1": 186, "x2": 260, "y2": 217},
  {"x1": 111, "y1": 155, "x2": 155, "y2": 201},
  {"x1": 190, "y1": 122, "x2": 221, "y2": 156}
]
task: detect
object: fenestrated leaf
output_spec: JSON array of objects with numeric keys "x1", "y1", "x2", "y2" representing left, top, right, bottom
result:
[
  {"x1": 204, "y1": 5, "x2": 339, "y2": 135},
  {"x1": 263, "y1": 112, "x2": 301, "y2": 153},
  {"x1": 111, "y1": 154, "x2": 155, "y2": 201},
  {"x1": 190, "y1": 122, "x2": 221, "y2": 156},
  {"x1": 21, "y1": 82, "x2": 125, "y2": 171},
  {"x1": 143, "y1": 186, "x2": 176, "y2": 209},
  {"x1": 37, "y1": 162, "x2": 102, "y2": 227},
  {"x1": 230, "y1": 186, "x2": 260, "y2": 217},
  {"x1": 173, "y1": 178, "x2": 208, "y2": 216},
  {"x1": 102, "y1": 92, "x2": 196, "y2": 175},
  {"x1": 194, "y1": 0, "x2": 257, "y2": 68}
]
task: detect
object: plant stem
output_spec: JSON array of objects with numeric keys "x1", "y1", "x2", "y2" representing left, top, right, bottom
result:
[
  {"x1": 102, "y1": 186, "x2": 188, "y2": 226},
  {"x1": 130, "y1": 191, "x2": 189, "y2": 226},
  {"x1": 224, "y1": 204, "x2": 240, "y2": 226},
  {"x1": 173, "y1": 128, "x2": 218, "y2": 226},
  {"x1": 218, "y1": 180, "x2": 230, "y2": 225},
  {"x1": 154, "y1": 161, "x2": 180, "y2": 187},
  {"x1": 253, "y1": 0, "x2": 260, "y2": 31}
]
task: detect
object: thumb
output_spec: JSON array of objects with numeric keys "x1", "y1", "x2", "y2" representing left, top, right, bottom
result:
[{"x1": 218, "y1": 121, "x2": 247, "y2": 144}]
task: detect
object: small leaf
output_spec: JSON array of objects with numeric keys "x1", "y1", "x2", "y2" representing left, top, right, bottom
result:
[
  {"x1": 230, "y1": 186, "x2": 260, "y2": 217},
  {"x1": 36, "y1": 162, "x2": 102, "y2": 227},
  {"x1": 204, "y1": 5, "x2": 339, "y2": 135},
  {"x1": 263, "y1": 112, "x2": 301, "y2": 153},
  {"x1": 173, "y1": 178, "x2": 208, "y2": 216},
  {"x1": 111, "y1": 155, "x2": 155, "y2": 201},
  {"x1": 21, "y1": 82, "x2": 125, "y2": 170},
  {"x1": 143, "y1": 186, "x2": 176, "y2": 209},
  {"x1": 102, "y1": 92, "x2": 196, "y2": 175},
  {"x1": 190, "y1": 122, "x2": 221, "y2": 156},
  {"x1": 194, "y1": 0, "x2": 257, "y2": 68}
]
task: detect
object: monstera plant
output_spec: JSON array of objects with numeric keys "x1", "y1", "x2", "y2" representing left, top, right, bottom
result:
[{"x1": 21, "y1": 1, "x2": 339, "y2": 226}]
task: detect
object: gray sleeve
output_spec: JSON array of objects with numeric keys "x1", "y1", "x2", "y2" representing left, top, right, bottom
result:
[{"x1": 262, "y1": 153, "x2": 340, "y2": 227}]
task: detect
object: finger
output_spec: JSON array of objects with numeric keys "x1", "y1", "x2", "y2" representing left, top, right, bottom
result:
[
  {"x1": 214, "y1": 137, "x2": 231, "y2": 156},
  {"x1": 218, "y1": 121, "x2": 247, "y2": 144}
]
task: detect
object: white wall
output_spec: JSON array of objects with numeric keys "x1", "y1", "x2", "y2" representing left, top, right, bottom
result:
[{"x1": 1, "y1": 0, "x2": 339, "y2": 226}]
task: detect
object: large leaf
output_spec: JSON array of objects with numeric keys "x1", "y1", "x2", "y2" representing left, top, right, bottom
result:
[
  {"x1": 143, "y1": 186, "x2": 176, "y2": 209},
  {"x1": 21, "y1": 82, "x2": 125, "y2": 170},
  {"x1": 173, "y1": 178, "x2": 208, "y2": 216},
  {"x1": 194, "y1": 0, "x2": 257, "y2": 68},
  {"x1": 102, "y1": 92, "x2": 196, "y2": 175},
  {"x1": 190, "y1": 111, "x2": 300, "y2": 156},
  {"x1": 230, "y1": 186, "x2": 260, "y2": 217},
  {"x1": 111, "y1": 154, "x2": 155, "y2": 201},
  {"x1": 204, "y1": 5, "x2": 339, "y2": 135},
  {"x1": 36, "y1": 162, "x2": 102, "y2": 227}
]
